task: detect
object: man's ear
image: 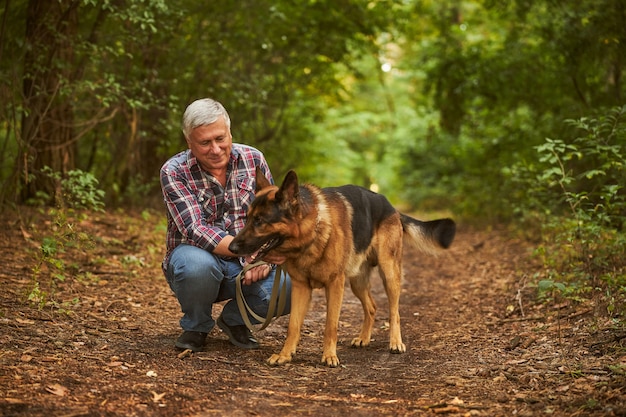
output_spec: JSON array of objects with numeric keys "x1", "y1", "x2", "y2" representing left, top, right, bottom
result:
[
  {"x1": 277, "y1": 170, "x2": 299, "y2": 203},
  {"x1": 255, "y1": 166, "x2": 272, "y2": 192}
]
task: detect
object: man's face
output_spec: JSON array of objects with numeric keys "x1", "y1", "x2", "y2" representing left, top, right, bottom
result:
[{"x1": 186, "y1": 116, "x2": 232, "y2": 173}]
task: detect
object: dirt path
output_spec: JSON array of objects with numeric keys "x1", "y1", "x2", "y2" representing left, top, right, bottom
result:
[{"x1": 0, "y1": 209, "x2": 624, "y2": 416}]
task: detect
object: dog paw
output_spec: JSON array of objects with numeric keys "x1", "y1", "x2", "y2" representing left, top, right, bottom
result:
[
  {"x1": 389, "y1": 342, "x2": 406, "y2": 354},
  {"x1": 321, "y1": 354, "x2": 340, "y2": 368},
  {"x1": 267, "y1": 353, "x2": 292, "y2": 366},
  {"x1": 350, "y1": 337, "x2": 370, "y2": 348}
]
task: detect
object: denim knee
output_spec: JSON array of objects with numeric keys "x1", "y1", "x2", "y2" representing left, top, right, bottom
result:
[
  {"x1": 167, "y1": 245, "x2": 222, "y2": 290},
  {"x1": 166, "y1": 244, "x2": 222, "y2": 332}
]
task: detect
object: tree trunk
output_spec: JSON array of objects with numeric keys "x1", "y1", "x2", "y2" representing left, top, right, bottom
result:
[{"x1": 18, "y1": 0, "x2": 78, "y2": 204}]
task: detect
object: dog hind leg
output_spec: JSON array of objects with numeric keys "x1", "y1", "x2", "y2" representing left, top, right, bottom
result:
[
  {"x1": 379, "y1": 258, "x2": 406, "y2": 353},
  {"x1": 349, "y1": 266, "x2": 376, "y2": 348},
  {"x1": 378, "y1": 223, "x2": 406, "y2": 354}
]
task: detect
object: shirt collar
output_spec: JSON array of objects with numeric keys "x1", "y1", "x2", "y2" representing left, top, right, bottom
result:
[
  {"x1": 230, "y1": 144, "x2": 241, "y2": 162},
  {"x1": 185, "y1": 149, "x2": 199, "y2": 170}
]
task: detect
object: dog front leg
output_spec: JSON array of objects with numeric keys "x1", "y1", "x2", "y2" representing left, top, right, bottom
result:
[
  {"x1": 267, "y1": 280, "x2": 312, "y2": 366},
  {"x1": 321, "y1": 276, "x2": 345, "y2": 367}
]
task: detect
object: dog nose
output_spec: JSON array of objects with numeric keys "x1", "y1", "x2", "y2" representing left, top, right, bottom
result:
[{"x1": 228, "y1": 240, "x2": 240, "y2": 254}]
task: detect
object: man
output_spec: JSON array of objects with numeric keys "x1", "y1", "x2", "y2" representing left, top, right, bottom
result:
[{"x1": 160, "y1": 98, "x2": 291, "y2": 352}]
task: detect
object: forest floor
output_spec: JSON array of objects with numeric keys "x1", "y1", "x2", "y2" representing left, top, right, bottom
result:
[{"x1": 0, "y1": 207, "x2": 625, "y2": 417}]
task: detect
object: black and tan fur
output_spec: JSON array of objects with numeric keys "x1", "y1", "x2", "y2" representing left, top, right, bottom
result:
[{"x1": 229, "y1": 167, "x2": 456, "y2": 367}]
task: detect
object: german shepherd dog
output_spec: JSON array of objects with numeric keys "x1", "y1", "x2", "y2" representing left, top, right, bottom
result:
[{"x1": 229, "y1": 167, "x2": 455, "y2": 367}]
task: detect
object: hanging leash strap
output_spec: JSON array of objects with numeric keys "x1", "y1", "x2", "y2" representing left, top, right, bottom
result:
[{"x1": 235, "y1": 260, "x2": 288, "y2": 331}]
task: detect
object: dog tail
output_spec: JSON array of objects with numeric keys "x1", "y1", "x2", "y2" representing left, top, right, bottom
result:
[{"x1": 400, "y1": 214, "x2": 456, "y2": 255}]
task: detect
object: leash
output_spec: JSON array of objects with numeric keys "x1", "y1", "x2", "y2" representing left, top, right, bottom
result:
[{"x1": 235, "y1": 260, "x2": 288, "y2": 331}]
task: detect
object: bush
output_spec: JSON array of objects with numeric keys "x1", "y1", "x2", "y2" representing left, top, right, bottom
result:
[
  {"x1": 26, "y1": 167, "x2": 104, "y2": 309},
  {"x1": 39, "y1": 167, "x2": 106, "y2": 211},
  {"x1": 510, "y1": 106, "x2": 626, "y2": 320}
]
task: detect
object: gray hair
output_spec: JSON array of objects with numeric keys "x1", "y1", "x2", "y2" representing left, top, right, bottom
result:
[{"x1": 182, "y1": 98, "x2": 231, "y2": 139}]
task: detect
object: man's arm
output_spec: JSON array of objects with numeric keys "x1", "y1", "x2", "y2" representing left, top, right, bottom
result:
[
  {"x1": 212, "y1": 235, "x2": 237, "y2": 257},
  {"x1": 161, "y1": 166, "x2": 227, "y2": 252}
]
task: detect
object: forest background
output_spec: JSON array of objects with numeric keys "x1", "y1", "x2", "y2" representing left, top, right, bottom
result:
[{"x1": 0, "y1": 0, "x2": 625, "y2": 323}]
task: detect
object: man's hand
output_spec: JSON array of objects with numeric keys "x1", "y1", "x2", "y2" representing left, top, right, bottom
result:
[
  {"x1": 242, "y1": 262, "x2": 272, "y2": 286},
  {"x1": 241, "y1": 251, "x2": 287, "y2": 286},
  {"x1": 217, "y1": 235, "x2": 287, "y2": 285},
  {"x1": 215, "y1": 236, "x2": 285, "y2": 266}
]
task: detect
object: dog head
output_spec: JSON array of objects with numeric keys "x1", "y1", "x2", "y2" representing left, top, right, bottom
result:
[{"x1": 228, "y1": 167, "x2": 301, "y2": 259}]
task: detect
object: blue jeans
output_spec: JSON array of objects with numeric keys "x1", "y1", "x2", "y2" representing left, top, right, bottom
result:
[{"x1": 165, "y1": 244, "x2": 291, "y2": 333}]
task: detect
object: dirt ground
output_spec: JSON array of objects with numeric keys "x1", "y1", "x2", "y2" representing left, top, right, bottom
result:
[{"x1": 0, "y1": 207, "x2": 624, "y2": 417}]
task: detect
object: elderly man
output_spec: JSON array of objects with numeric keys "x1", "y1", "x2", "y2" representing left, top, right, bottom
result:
[{"x1": 160, "y1": 98, "x2": 291, "y2": 352}]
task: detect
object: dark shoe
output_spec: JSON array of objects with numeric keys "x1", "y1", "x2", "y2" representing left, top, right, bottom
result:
[
  {"x1": 175, "y1": 331, "x2": 207, "y2": 352},
  {"x1": 217, "y1": 315, "x2": 260, "y2": 349}
]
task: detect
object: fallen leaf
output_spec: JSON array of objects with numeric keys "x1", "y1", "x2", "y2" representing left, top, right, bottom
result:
[
  {"x1": 20, "y1": 227, "x2": 32, "y2": 240},
  {"x1": 146, "y1": 370, "x2": 157, "y2": 377},
  {"x1": 505, "y1": 359, "x2": 528, "y2": 365},
  {"x1": 450, "y1": 397, "x2": 464, "y2": 406},
  {"x1": 508, "y1": 335, "x2": 521, "y2": 349},
  {"x1": 432, "y1": 405, "x2": 461, "y2": 414},
  {"x1": 492, "y1": 374, "x2": 507, "y2": 383},
  {"x1": 271, "y1": 402, "x2": 293, "y2": 407},
  {"x1": 444, "y1": 376, "x2": 466, "y2": 386},
  {"x1": 46, "y1": 383, "x2": 68, "y2": 396},
  {"x1": 177, "y1": 349, "x2": 193, "y2": 359},
  {"x1": 3, "y1": 398, "x2": 27, "y2": 405},
  {"x1": 16, "y1": 318, "x2": 35, "y2": 325},
  {"x1": 151, "y1": 391, "x2": 166, "y2": 402},
  {"x1": 413, "y1": 398, "x2": 432, "y2": 407}
]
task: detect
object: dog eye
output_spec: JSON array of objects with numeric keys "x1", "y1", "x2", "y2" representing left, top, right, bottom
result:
[{"x1": 253, "y1": 217, "x2": 264, "y2": 227}]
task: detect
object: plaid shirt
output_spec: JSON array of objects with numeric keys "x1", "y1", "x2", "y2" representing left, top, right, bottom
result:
[{"x1": 160, "y1": 144, "x2": 273, "y2": 274}]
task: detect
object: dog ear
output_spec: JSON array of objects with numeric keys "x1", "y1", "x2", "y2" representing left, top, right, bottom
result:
[
  {"x1": 255, "y1": 166, "x2": 272, "y2": 192},
  {"x1": 277, "y1": 170, "x2": 299, "y2": 202}
]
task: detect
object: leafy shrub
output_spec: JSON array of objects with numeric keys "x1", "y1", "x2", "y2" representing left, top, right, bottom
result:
[
  {"x1": 27, "y1": 167, "x2": 104, "y2": 308},
  {"x1": 510, "y1": 106, "x2": 626, "y2": 320},
  {"x1": 39, "y1": 166, "x2": 106, "y2": 211}
]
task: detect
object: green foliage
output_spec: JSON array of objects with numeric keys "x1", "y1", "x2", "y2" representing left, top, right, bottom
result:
[
  {"x1": 25, "y1": 166, "x2": 103, "y2": 309},
  {"x1": 32, "y1": 167, "x2": 105, "y2": 211},
  {"x1": 1, "y1": 0, "x2": 624, "y2": 210},
  {"x1": 510, "y1": 106, "x2": 626, "y2": 320},
  {"x1": 392, "y1": 0, "x2": 625, "y2": 218},
  {"x1": 537, "y1": 279, "x2": 567, "y2": 300},
  {"x1": 28, "y1": 206, "x2": 95, "y2": 309},
  {"x1": 62, "y1": 169, "x2": 106, "y2": 211},
  {"x1": 1, "y1": 0, "x2": 406, "y2": 206}
]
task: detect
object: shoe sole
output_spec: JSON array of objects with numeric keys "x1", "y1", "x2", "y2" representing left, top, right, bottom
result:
[
  {"x1": 217, "y1": 316, "x2": 260, "y2": 350},
  {"x1": 175, "y1": 341, "x2": 204, "y2": 352}
]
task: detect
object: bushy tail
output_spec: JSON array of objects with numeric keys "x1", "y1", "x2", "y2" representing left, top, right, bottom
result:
[{"x1": 400, "y1": 215, "x2": 456, "y2": 255}]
